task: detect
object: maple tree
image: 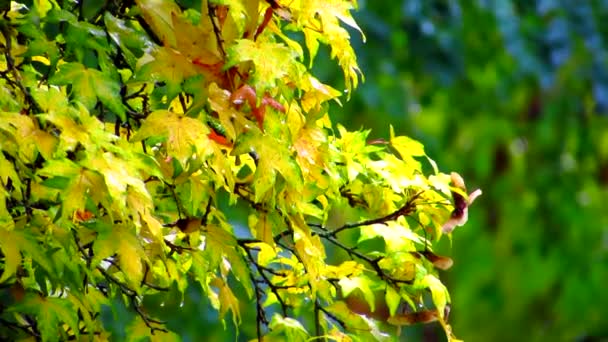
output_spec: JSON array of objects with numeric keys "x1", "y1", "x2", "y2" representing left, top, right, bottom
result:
[{"x1": 0, "y1": 0, "x2": 479, "y2": 341}]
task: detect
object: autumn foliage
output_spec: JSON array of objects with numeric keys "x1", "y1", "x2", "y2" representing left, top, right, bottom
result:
[{"x1": 0, "y1": 1, "x2": 476, "y2": 341}]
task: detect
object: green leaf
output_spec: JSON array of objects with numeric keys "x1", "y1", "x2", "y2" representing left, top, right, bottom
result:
[
  {"x1": 0, "y1": 227, "x2": 55, "y2": 279},
  {"x1": 204, "y1": 224, "x2": 253, "y2": 298},
  {"x1": 10, "y1": 294, "x2": 79, "y2": 342},
  {"x1": 268, "y1": 314, "x2": 309, "y2": 340},
  {"x1": 49, "y1": 62, "x2": 126, "y2": 121},
  {"x1": 422, "y1": 274, "x2": 450, "y2": 319},
  {"x1": 339, "y1": 275, "x2": 375, "y2": 312},
  {"x1": 81, "y1": 0, "x2": 107, "y2": 21},
  {"x1": 385, "y1": 285, "x2": 401, "y2": 317},
  {"x1": 104, "y1": 12, "x2": 150, "y2": 68}
]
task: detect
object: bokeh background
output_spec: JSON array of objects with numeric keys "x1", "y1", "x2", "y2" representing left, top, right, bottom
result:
[
  {"x1": 108, "y1": 1, "x2": 608, "y2": 341},
  {"x1": 323, "y1": 1, "x2": 608, "y2": 340}
]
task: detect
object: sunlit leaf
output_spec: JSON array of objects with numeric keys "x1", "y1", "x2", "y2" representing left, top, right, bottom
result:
[
  {"x1": 232, "y1": 129, "x2": 303, "y2": 201},
  {"x1": 227, "y1": 39, "x2": 304, "y2": 91},
  {"x1": 131, "y1": 110, "x2": 213, "y2": 165}
]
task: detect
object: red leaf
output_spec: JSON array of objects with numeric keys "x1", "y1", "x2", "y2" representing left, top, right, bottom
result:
[
  {"x1": 208, "y1": 129, "x2": 232, "y2": 147},
  {"x1": 261, "y1": 94, "x2": 285, "y2": 113},
  {"x1": 74, "y1": 210, "x2": 94, "y2": 222}
]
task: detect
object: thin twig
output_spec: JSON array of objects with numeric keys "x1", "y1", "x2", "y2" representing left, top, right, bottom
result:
[
  {"x1": 322, "y1": 191, "x2": 423, "y2": 237},
  {"x1": 207, "y1": 2, "x2": 226, "y2": 58}
]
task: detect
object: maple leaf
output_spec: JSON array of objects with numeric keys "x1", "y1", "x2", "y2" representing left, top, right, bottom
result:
[
  {"x1": 9, "y1": 294, "x2": 79, "y2": 341},
  {"x1": 131, "y1": 110, "x2": 214, "y2": 166},
  {"x1": 135, "y1": 47, "x2": 198, "y2": 99},
  {"x1": 135, "y1": 0, "x2": 181, "y2": 46},
  {"x1": 301, "y1": 75, "x2": 342, "y2": 112},
  {"x1": 0, "y1": 112, "x2": 57, "y2": 162},
  {"x1": 0, "y1": 227, "x2": 55, "y2": 283},
  {"x1": 104, "y1": 12, "x2": 152, "y2": 68},
  {"x1": 286, "y1": 0, "x2": 364, "y2": 93},
  {"x1": 92, "y1": 222, "x2": 147, "y2": 289},
  {"x1": 37, "y1": 158, "x2": 109, "y2": 219},
  {"x1": 135, "y1": 10, "x2": 226, "y2": 96},
  {"x1": 207, "y1": 83, "x2": 253, "y2": 140},
  {"x1": 204, "y1": 224, "x2": 253, "y2": 298},
  {"x1": 210, "y1": 277, "x2": 241, "y2": 328},
  {"x1": 232, "y1": 129, "x2": 303, "y2": 201},
  {"x1": 171, "y1": 11, "x2": 222, "y2": 64},
  {"x1": 49, "y1": 62, "x2": 126, "y2": 121},
  {"x1": 227, "y1": 39, "x2": 305, "y2": 91}
]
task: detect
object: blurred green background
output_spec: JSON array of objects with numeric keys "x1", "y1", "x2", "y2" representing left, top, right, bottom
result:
[
  {"x1": 107, "y1": 1, "x2": 608, "y2": 341},
  {"x1": 328, "y1": 0, "x2": 608, "y2": 340}
]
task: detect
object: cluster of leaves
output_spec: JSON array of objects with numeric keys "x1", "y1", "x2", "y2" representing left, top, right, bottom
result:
[{"x1": 0, "y1": 0, "x2": 472, "y2": 340}]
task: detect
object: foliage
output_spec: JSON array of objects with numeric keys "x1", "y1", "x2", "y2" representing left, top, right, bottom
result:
[
  {"x1": 333, "y1": 1, "x2": 608, "y2": 340},
  {"x1": 0, "y1": 0, "x2": 474, "y2": 341}
]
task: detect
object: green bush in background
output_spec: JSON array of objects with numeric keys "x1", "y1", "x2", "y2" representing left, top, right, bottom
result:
[{"x1": 325, "y1": 1, "x2": 608, "y2": 340}]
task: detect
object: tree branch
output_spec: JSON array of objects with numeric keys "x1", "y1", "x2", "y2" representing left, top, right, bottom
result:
[
  {"x1": 320, "y1": 190, "x2": 424, "y2": 237},
  {"x1": 239, "y1": 240, "x2": 289, "y2": 317}
]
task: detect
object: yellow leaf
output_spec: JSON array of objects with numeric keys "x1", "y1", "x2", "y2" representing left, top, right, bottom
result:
[
  {"x1": 294, "y1": 125, "x2": 329, "y2": 181},
  {"x1": 253, "y1": 242, "x2": 278, "y2": 267},
  {"x1": 0, "y1": 151, "x2": 23, "y2": 200},
  {"x1": 0, "y1": 113, "x2": 57, "y2": 163},
  {"x1": 171, "y1": 11, "x2": 221, "y2": 64},
  {"x1": 118, "y1": 232, "x2": 145, "y2": 288},
  {"x1": 378, "y1": 254, "x2": 417, "y2": 282},
  {"x1": 62, "y1": 168, "x2": 107, "y2": 220},
  {"x1": 141, "y1": 212, "x2": 164, "y2": 239},
  {"x1": 390, "y1": 125, "x2": 426, "y2": 157},
  {"x1": 88, "y1": 152, "x2": 150, "y2": 206},
  {"x1": 324, "y1": 260, "x2": 363, "y2": 279},
  {"x1": 385, "y1": 286, "x2": 401, "y2": 317},
  {"x1": 131, "y1": 110, "x2": 213, "y2": 165},
  {"x1": 210, "y1": 277, "x2": 241, "y2": 326},
  {"x1": 289, "y1": 0, "x2": 363, "y2": 92},
  {"x1": 291, "y1": 215, "x2": 325, "y2": 296},
  {"x1": 253, "y1": 213, "x2": 273, "y2": 244},
  {"x1": 39, "y1": 110, "x2": 93, "y2": 151},
  {"x1": 135, "y1": 0, "x2": 181, "y2": 46},
  {"x1": 207, "y1": 83, "x2": 240, "y2": 140},
  {"x1": 0, "y1": 228, "x2": 21, "y2": 283},
  {"x1": 227, "y1": 39, "x2": 305, "y2": 91},
  {"x1": 359, "y1": 222, "x2": 420, "y2": 253},
  {"x1": 136, "y1": 47, "x2": 199, "y2": 97},
  {"x1": 301, "y1": 76, "x2": 342, "y2": 112}
]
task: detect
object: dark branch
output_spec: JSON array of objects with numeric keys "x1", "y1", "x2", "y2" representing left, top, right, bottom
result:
[{"x1": 320, "y1": 190, "x2": 423, "y2": 237}]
